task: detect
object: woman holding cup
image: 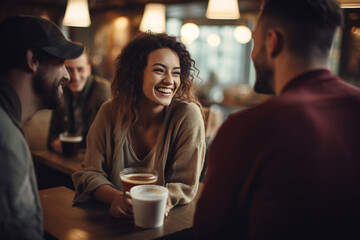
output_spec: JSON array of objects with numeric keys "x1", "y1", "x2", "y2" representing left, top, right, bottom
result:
[{"x1": 72, "y1": 32, "x2": 206, "y2": 219}]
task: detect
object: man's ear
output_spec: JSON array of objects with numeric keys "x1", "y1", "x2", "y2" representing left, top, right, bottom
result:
[
  {"x1": 266, "y1": 29, "x2": 284, "y2": 58},
  {"x1": 87, "y1": 63, "x2": 92, "y2": 75},
  {"x1": 25, "y1": 49, "x2": 38, "y2": 73}
]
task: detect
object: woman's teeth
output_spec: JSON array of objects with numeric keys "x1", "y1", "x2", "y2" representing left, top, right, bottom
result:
[{"x1": 157, "y1": 88, "x2": 172, "y2": 94}]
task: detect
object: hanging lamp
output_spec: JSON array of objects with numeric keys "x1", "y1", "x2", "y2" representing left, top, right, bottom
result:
[
  {"x1": 206, "y1": 0, "x2": 240, "y2": 19},
  {"x1": 139, "y1": 3, "x2": 166, "y2": 33},
  {"x1": 62, "y1": 0, "x2": 91, "y2": 27}
]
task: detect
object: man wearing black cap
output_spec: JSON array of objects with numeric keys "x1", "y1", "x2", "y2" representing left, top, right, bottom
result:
[{"x1": 0, "y1": 15, "x2": 84, "y2": 239}]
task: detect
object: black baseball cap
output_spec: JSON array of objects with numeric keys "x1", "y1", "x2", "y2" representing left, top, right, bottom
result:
[{"x1": 0, "y1": 15, "x2": 84, "y2": 59}]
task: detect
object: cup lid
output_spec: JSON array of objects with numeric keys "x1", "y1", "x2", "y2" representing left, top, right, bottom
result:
[{"x1": 130, "y1": 185, "x2": 168, "y2": 201}]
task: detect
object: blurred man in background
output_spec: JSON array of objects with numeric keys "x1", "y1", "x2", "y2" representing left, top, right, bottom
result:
[{"x1": 47, "y1": 47, "x2": 110, "y2": 153}]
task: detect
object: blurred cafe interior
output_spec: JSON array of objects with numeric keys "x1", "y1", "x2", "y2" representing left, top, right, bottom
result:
[
  {"x1": 0, "y1": 0, "x2": 358, "y2": 151},
  {"x1": 1, "y1": 0, "x2": 360, "y2": 239},
  {"x1": 1, "y1": 0, "x2": 359, "y2": 182}
]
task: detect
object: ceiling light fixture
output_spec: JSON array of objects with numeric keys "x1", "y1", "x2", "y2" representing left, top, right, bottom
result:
[
  {"x1": 206, "y1": 0, "x2": 240, "y2": 19},
  {"x1": 62, "y1": 0, "x2": 91, "y2": 27},
  {"x1": 139, "y1": 3, "x2": 166, "y2": 33}
]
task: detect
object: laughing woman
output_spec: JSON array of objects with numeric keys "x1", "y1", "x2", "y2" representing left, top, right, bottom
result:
[{"x1": 72, "y1": 32, "x2": 206, "y2": 218}]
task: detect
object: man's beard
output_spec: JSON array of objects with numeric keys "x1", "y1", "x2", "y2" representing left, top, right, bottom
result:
[
  {"x1": 253, "y1": 45, "x2": 275, "y2": 95},
  {"x1": 32, "y1": 65, "x2": 64, "y2": 109},
  {"x1": 254, "y1": 66, "x2": 275, "y2": 94}
]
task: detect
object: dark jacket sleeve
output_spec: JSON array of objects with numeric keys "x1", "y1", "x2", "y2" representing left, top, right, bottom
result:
[{"x1": 47, "y1": 109, "x2": 66, "y2": 151}]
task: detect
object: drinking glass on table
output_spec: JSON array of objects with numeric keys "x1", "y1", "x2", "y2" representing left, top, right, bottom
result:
[
  {"x1": 120, "y1": 167, "x2": 158, "y2": 193},
  {"x1": 59, "y1": 132, "x2": 82, "y2": 157}
]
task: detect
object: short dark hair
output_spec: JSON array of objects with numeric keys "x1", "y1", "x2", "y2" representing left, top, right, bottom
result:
[{"x1": 259, "y1": 0, "x2": 343, "y2": 57}]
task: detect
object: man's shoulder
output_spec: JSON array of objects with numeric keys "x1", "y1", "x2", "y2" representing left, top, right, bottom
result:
[
  {"x1": 92, "y1": 75, "x2": 111, "y2": 89},
  {"x1": 281, "y1": 71, "x2": 360, "y2": 103},
  {"x1": 88, "y1": 75, "x2": 111, "y2": 101},
  {"x1": 0, "y1": 107, "x2": 27, "y2": 156},
  {"x1": 0, "y1": 107, "x2": 19, "y2": 135},
  {"x1": 223, "y1": 76, "x2": 360, "y2": 133},
  {"x1": 217, "y1": 97, "x2": 296, "y2": 138},
  {"x1": 226, "y1": 98, "x2": 278, "y2": 122}
]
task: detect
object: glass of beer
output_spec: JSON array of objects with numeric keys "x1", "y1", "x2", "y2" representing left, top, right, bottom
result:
[
  {"x1": 120, "y1": 167, "x2": 158, "y2": 193},
  {"x1": 59, "y1": 132, "x2": 82, "y2": 157}
]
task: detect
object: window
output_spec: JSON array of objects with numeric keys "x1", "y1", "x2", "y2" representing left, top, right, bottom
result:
[{"x1": 167, "y1": 18, "x2": 255, "y2": 103}]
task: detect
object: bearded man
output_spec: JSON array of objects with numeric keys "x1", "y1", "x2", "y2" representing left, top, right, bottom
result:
[
  {"x1": 194, "y1": 0, "x2": 360, "y2": 239},
  {"x1": 0, "y1": 15, "x2": 84, "y2": 239}
]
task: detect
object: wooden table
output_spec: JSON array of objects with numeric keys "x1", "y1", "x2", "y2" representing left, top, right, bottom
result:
[
  {"x1": 39, "y1": 185, "x2": 202, "y2": 240},
  {"x1": 32, "y1": 150, "x2": 84, "y2": 175},
  {"x1": 32, "y1": 150, "x2": 84, "y2": 190}
]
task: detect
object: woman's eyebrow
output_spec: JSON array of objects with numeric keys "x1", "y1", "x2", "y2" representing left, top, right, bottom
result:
[
  {"x1": 152, "y1": 63, "x2": 166, "y2": 68},
  {"x1": 152, "y1": 63, "x2": 181, "y2": 70}
]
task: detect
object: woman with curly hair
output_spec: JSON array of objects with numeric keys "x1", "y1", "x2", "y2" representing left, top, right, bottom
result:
[{"x1": 72, "y1": 32, "x2": 206, "y2": 218}]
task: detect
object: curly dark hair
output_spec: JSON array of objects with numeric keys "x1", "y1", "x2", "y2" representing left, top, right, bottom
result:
[{"x1": 111, "y1": 32, "x2": 201, "y2": 128}]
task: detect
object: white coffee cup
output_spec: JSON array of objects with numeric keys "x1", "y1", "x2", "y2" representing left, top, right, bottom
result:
[{"x1": 130, "y1": 185, "x2": 168, "y2": 228}]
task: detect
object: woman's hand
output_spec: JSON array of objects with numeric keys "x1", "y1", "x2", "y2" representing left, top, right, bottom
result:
[
  {"x1": 93, "y1": 185, "x2": 133, "y2": 219},
  {"x1": 109, "y1": 193, "x2": 133, "y2": 219}
]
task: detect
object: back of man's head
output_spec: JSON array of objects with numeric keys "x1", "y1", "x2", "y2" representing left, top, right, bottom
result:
[
  {"x1": 259, "y1": 0, "x2": 343, "y2": 58},
  {"x1": 0, "y1": 15, "x2": 84, "y2": 76}
]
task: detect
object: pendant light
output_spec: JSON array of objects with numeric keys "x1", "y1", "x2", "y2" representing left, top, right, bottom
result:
[
  {"x1": 139, "y1": 3, "x2": 166, "y2": 33},
  {"x1": 206, "y1": 0, "x2": 240, "y2": 19},
  {"x1": 62, "y1": 0, "x2": 91, "y2": 27}
]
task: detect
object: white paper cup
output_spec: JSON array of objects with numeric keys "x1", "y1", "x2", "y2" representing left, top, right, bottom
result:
[{"x1": 130, "y1": 185, "x2": 168, "y2": 228}]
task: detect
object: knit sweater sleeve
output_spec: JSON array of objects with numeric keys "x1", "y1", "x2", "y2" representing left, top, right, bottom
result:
[
  {"x1": 72, "y1": 102, "x2": 116, "y2": 203},
  {"x1": 164, "y1": 101, "x2": 206, "y2": 207}
]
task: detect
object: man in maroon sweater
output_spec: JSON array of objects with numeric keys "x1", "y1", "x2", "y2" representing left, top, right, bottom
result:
[{"x1": 194, "y1": 0, "x2": 360, "y2": 239}]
